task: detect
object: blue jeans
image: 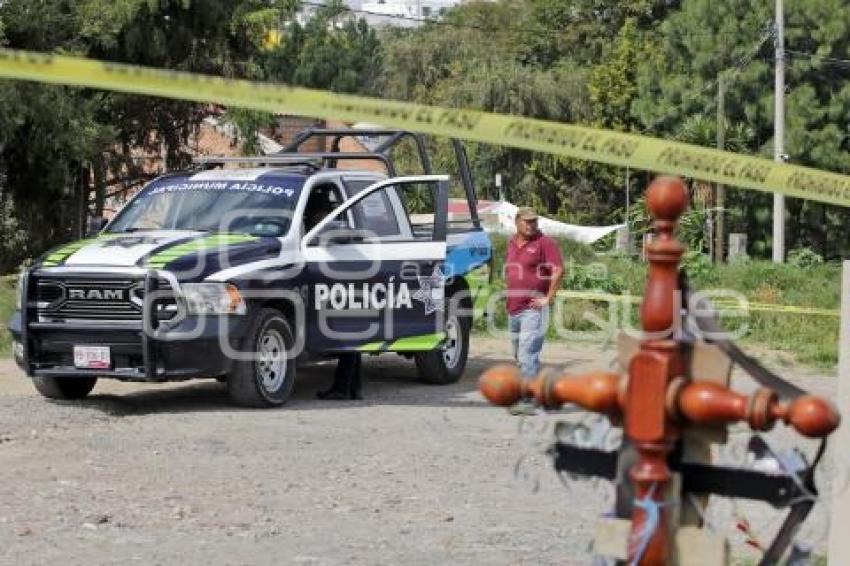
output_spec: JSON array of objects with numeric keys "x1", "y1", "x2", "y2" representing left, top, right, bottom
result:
[{"x1": 509, "y1": 306, "x2": 549, "y2": 379}]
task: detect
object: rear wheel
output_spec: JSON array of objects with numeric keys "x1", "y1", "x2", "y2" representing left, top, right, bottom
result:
[
  {"x1": 227, "y1": 308, "x2": 296, "y2": 408},
  {"x1": 415, "y1": 297, "x2": 470, "y2": 385},
  {"x1": 32, "y1": 376, "x2": 97, "y2": 400}
]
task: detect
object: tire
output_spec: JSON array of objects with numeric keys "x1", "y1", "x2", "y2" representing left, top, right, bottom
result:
[
  {"x1": 226, "y1": 308, "x2": 297, "y2": 408},
  {"x1": 414, "y1": 294, "x2": 470, "y2": 385},
  {"x1": 32, "y1": 376, "x2": 97, "y2": 400}
]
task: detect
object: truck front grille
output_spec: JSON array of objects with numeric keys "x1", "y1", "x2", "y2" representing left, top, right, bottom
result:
[{"x1": 34, "y1": 277, "x2": 177, "y2": 322}]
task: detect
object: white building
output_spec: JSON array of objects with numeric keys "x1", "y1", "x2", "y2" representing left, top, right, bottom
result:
[{"x1": 359, "y1": 0, "x2": 463, "y2": 27}]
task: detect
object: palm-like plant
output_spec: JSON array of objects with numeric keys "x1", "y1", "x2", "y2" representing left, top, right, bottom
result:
[{"x1": 673, "y1": 114, "x2": 755, "y2": 255}]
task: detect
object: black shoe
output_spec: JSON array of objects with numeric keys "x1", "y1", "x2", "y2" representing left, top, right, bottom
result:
[{"x1": 316, "y1": 388, "x2": 348, "y2": 400}]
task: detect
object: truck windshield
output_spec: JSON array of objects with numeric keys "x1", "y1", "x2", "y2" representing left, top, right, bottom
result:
[{"x1": 107, "y1": 184, "x2": 301, "y2": 237}]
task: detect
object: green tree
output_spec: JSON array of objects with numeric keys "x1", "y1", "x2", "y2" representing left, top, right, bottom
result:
[
  {"x1": 0, "y1": 0, "x2": 295, "y2": 271},
  {"x1": 378, "y1": 0, "x2": 619, "y2": 221},
  {"x1": 587, "y1": 18, "x2": 648, "y2": 130},
  {"x1": 633, "y1": 0, "x2": 850, "y2": 258},
  {"x1": 261, "y1": 2, "x2": 383, "y2": 94},
  {"x1": 523, "y1": 0, "x2": 678, "y2": 66}
]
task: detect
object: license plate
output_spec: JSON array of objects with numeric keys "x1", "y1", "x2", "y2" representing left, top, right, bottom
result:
[{"x1": 73, "y1": 346, "x2": 111, "y2": 370}]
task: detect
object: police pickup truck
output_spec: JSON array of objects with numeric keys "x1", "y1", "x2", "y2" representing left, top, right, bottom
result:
[{"x1": 8, "y1": 129, "x2": 492, "y2": 407}]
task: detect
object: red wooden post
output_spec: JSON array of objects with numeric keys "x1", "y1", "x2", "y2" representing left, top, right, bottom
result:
[
  {"x1": 479, "y1": 175, "x2": 841, "y2": 566},
  {"x1": 625, "y1": 176, "x2": 688, "y2": 564}
]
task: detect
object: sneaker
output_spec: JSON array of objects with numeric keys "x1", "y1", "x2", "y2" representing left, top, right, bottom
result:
[{"x1": 508, "y1": 399, "x2": 537, "y2": 416}]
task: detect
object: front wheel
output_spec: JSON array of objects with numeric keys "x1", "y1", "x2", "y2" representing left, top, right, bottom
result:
[
  {"x1": 414, "y1": 308, "x2": 470, "y2": 385},
  {"x1": 32, "y1": 376, "x2": 97, "y2": 400},
  {"x1": 227, "y1": 308, "x2": 296, "y2": 408}
]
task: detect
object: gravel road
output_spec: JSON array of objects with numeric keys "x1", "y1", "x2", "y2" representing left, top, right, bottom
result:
[{"x1": 0, "y1": 338, "x2": 838, "y2": 565}]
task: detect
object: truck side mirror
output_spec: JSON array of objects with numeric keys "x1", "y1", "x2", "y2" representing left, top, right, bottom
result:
[{"x1": 86, "y1": 216, "x2": 108, "y2": 236}]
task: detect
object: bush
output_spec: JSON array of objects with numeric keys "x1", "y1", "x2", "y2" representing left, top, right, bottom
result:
[
  {"x1": 787, "y1": 247, "x2": 824, "y2": 269},
  {"x1": 0, "y1": 195, "x2": 28, "y2": 274},
  {"x1": 564, "y1": 261, "x2": 625, "y2": 293},
  {"x1": 0, "y1": 275, "x2": 16, "y2": 357},
  {"x1": 681, "y1": 251, "x2": 717, "y2": 285}
]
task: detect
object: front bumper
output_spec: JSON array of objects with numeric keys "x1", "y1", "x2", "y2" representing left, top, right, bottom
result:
[{"x1": 9, "y1": 271, "x2": 251, "y2": 382}]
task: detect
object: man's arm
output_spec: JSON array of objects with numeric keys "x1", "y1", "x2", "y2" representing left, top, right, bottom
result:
[
  {"x1": 531, "y1": 264, "x2": 564, "y2": 308},
  {"x1": 545, "y1": 264, "x2": 565, "y2": 303},
  {"x1": 531, "y1": 237, "x2": 565, "y2": 308}
]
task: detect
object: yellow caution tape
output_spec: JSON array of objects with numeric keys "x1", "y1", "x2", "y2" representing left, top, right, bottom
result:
[
  {"x1": 557, "y1": 290, "x2": 839, "y2": 317},
  {"x1": 1, "y1": 48, "x2": 850, "y2": 206},
  {"x1": 712, "y1": 300, "x2": 839, "y2": 317},
  {"x1": 558, "y1": 290, "x2": 643, "y2": 304}
]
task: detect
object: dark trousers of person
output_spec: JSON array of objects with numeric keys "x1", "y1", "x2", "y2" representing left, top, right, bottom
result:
[{"x1": 317, "y1": 352, "x2": 362, "y2": 400}]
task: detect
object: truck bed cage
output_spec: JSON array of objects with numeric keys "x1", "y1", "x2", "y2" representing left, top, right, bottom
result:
[
  {"x1": 194, "y1": 153, "x2": 396, "y2": 175},
  {"x1": 281, "y1": 128, "x2": 432, "y2": 176},
  {"x1": 196, "y1": 127, "x2": 481, "y2": 228},
  {"x1": 282, "y1": 128, "x2": 479, "y2": 227}
]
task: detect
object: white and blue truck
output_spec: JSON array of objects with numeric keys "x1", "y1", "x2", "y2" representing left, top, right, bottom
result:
[{"x1": 8, "y1": 129, "x2": 492, "y2": 407}]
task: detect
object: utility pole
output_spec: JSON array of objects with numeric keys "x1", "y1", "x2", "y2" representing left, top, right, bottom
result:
[
  {"x1": 624, "y1": 167, "x2": 632, "y2": 254},
  {"x1": 773, "y1": 0, "x2": 786, "y2": 263},
  {"x1": 716, "y1": 76, "x2": 726, "y2": 263}
]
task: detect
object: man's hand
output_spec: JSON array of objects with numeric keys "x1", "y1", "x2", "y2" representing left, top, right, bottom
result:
[{"x1": 530, "y1": 296, "x2": 550, "y2": 309}]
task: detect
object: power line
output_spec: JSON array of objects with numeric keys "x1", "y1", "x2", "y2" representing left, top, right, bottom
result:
[{"x1": 786, "y1": 49, "x2": 850, "y2": 68}]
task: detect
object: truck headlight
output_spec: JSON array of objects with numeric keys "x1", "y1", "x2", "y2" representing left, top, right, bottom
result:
[{"x1": 182, "y1": 283, "x2": 246, "y2": 315}]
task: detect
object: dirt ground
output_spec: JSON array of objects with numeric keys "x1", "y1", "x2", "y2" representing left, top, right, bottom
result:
[{"x1": 0, "y1": 337, "x2": 839, "y2": 565}]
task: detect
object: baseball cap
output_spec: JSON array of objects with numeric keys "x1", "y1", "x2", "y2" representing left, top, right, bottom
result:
[{"x1": 515, "y1": 206, "x2": 539, "y2": 221}]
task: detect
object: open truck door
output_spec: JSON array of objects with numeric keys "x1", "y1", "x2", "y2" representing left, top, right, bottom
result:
[{"x1": 301, "y1": 175, "x2": 450, "y2": 354}]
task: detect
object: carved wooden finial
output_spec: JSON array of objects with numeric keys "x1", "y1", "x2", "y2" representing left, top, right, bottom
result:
[
  {"x1": 782, "y1": 395, "x2": 841, "y2": 438},
  {"x1": 479, "y1": 365, "x2": 623, "y2": 414},
  {"x1": 641, "y1": 176, "x2": 689, "y2": 335},
  {"x1": 646, "y1": 176, "x2": 688, "y2": 233},
  {"x1": 479, "y1": 364, "x2": 524, "y2": 406}
]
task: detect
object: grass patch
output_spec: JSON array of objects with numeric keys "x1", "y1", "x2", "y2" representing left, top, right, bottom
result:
[
  {"x1": 0, "y1": 275, "x2": 16, "y2": 358},
  {"x1": 481, "y1": 236, "x2": 841, "y2": 368},
  {"x1": 603, "y1": 257, "x2": 840, "y2": 367}
]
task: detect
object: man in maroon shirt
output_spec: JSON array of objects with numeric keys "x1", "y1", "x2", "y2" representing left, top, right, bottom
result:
[{"x1": 505, "y1": 207, "x2": 564, "y2": 397}]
